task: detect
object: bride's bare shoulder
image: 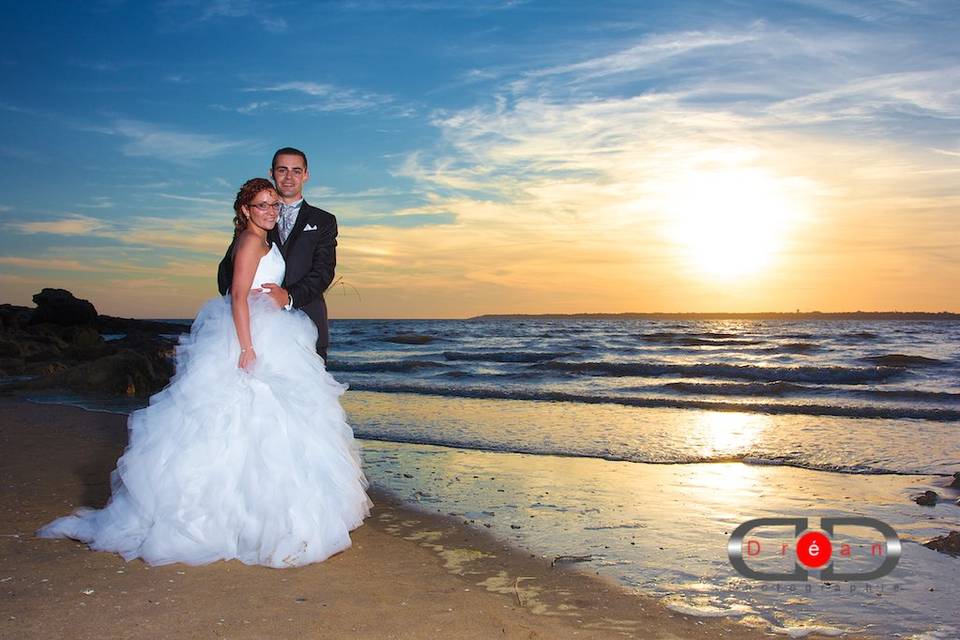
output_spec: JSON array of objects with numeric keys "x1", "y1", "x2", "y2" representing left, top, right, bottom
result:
[{"x1": 233, "y1": 231, "x2": 269, "y2": 258}]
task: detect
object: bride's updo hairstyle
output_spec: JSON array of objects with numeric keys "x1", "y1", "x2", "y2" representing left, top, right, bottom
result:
[{"x1": 233, "y1": 177, "x2": 277, "y2": 236}]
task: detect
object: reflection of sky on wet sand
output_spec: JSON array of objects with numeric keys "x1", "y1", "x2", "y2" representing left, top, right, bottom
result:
[
  {"x1": 358, "y1": 433, "x2": 960, "y2": 638},
  {"x1": 342, "y1": 390, "x2": 960, "y2": 475}
]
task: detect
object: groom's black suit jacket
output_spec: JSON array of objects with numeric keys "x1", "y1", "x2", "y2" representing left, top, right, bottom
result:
[{"x1": 217, "y1": 201, "x2": 337, "y2": 356}]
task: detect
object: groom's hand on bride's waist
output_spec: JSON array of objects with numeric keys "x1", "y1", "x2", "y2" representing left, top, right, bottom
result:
[{"x1": 260, "y1": 283, "x2": 292, "y2": 310}]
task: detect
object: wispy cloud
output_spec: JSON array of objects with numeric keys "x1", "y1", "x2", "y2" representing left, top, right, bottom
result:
[
  {"x1": 0, "y1": 273, "x2": 33, "y2": 284},
  {"x1": 768, "y1": 68, "x2": 960, "y2": 123},
  {"x1": 0, "y1": 256, "x2": 101, "y2": 272},
  {"x1": 7, "y1": 214, "x2": 110, "y2": 236},
  {"x1": 506, "y1": 18, "x2": 959, "y2": 134},
  {"x1": 1, "y1": 105, "x2": 250, "y2": 164},
  {"x1": 158, "y1": 193, "x2": 232, "y2": 206},
  {"x1": 77, "y1": 196, "x2": 116, "y2": 209},
  {"x1": 3, "y1": 206, "x2": 232, "y2": 255},
  {"x1": 306, "y1": 186, "x2": 411, "y2": 200},
  {"x1": 230, "y1": 81, "x2": 397, "y2": 115},
  {"x1": 532, "y1": 29, "x2": 762, "y2": 81},
  {"x1": 159, "y1": 0, "x2": 287, "y2": 32},
  {"x1": 789, "y1": 0, "x2": 940, "y2": 22},
  {"x1": 0, "y1": 102, "x2": 47, "y2": 118},
  {"x1": 68, "y1": 59, "x2": 126, "y2": 72},
  {"x1": 334, "y1": 0, "x2": 528, "y2": 11},
  {"x1": 96, "y1": 118, "x2": 251, "y2": 163}
]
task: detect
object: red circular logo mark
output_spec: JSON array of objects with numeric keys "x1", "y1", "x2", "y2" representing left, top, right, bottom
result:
[{"x1": 796, "y1": 531, "x2": 832, "y2": 568}]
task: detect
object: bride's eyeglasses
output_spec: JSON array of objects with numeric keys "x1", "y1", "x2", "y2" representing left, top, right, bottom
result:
[{"x1": 249, "y1": 202, "x2": 282, "y2": 213}]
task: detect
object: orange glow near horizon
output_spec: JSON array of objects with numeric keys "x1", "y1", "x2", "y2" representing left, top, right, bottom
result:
[{"x1": 0, "y1": 123, "x2": 956, "y2": 319}]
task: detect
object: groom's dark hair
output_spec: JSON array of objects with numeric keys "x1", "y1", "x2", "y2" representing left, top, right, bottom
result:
[{"x1": 272, "y1": 147, "x2": 308, "y2": 170}]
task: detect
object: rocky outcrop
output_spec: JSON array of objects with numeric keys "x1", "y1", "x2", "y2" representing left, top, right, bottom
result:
[
  {"x1": 949, "y1": 472, "x2": 960, "y2": 489},
  {"x1": 0, "y1": 304, "x2": 34, "y2": 330},
  {"x1": 31, "y1": 288, "x2": 98, "y2": 326},
  {"x1": 0, "y1": 290, "x2": 186, "y2": 397},
  {"x1": 923, "y1": 531, "x2": 960, "y2": 557},
  {"x1": 33, "y1": 349, "x2": 170, "y2": 396}
]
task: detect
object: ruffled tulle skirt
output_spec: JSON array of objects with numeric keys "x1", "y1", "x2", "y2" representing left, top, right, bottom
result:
[{"x1": 38, "y1": 295, "x2": 372, "y2": 568}]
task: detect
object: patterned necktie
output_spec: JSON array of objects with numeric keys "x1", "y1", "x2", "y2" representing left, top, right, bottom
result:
[{"x1": 279, "y1": 204, "x2": 295, "y2": 243}]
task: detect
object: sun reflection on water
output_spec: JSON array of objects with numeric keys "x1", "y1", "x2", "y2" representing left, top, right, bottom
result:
[{"x1": 691, "y1": 411, "x2": 769, "y2": 459}]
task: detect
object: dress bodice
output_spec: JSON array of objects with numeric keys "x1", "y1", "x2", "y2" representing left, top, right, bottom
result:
[{"x1": 250, "y1": 243, "x2": 285, "y2": 290}]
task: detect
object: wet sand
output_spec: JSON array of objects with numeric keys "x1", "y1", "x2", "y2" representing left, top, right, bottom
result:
[{"x1": 1, "y1": 398, "x2": 863, "y2": 639}]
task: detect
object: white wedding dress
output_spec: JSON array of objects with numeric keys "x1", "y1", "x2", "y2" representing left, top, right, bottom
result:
[{"x1": 38, "y1": 243, "x2": 372, "y2": 568}]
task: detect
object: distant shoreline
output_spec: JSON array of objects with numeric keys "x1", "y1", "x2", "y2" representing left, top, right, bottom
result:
[
  {"x1": 467, "y1": 311, "x2": 960, "y2": 320},
  {"x1": 104, "y1": 312, "x2": 960, "y2": 323},
  {"x1": 147, "y1": 311, "x2": 960, "y2": 323}
]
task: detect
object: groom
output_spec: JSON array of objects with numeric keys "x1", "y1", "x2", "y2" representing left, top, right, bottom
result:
[{"x1": 217, "y1": 147, "x2": 338, "y2": 362}]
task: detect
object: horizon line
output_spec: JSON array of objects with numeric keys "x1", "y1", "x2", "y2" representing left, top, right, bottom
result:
[{"x1": 132, "y1": 310, "x2": 960, "y2": 322}]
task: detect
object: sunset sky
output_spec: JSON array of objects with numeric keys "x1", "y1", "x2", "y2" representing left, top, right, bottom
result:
[{"x1": 0, "y1": 1, "x2": 957, "y2": 318}]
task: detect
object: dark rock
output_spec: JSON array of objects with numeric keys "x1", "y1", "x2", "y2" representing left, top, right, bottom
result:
[
  {"x1": 383, "y1": 334, "x2": 435, "y2": 345},
  {"x1": 23, "y1": 345, "x2": 64, "y2": 363},
  {"x1": 0, "y1": 357, "x2": 26, "y2": 376},
  {"x1": 0, "y1": 291, "x2": 185, "y2": 398},
  {"x1": 25, "y1": 361, "x2": 67, "y2": 377},
  {"x1": 914, "y1": 490, "x2": 939, "y2": 506},
  {"x1": 31, "y1": 289, "x2": 98, "y2": 326},
  {"x1": 32, "y1": 349, "x2": 168, "y2": 396},
  {"x1": 97, "y1": 315, "x2": 190, "y2": 335},
  {"x1": 61, "y1": 342, "x2": 117, "y2": 362},
  {"x1": 949, "y1": 472, "x2": 960, "y2": 489},
  {"x1": 112, "y1": 333, "x2": 177, "y2": 371},
  {"x1": 923, "y1": 531, "x2": 960, "y2": 557},
  {"x1": 0, "y1": 304, "x2": 33, "y2": 329},
  {"x1": 0, "y1": 337, "x2": 24, "y2": 358},
  {"x1": 551, "y1": 555, "x2": 594, "y2": 566},
  {"x1": 62, "y1": 325, "x2": 101, "y2": 347},
  {"x1": 21, "y1": 327, "x2": 69, "y2": 350}
]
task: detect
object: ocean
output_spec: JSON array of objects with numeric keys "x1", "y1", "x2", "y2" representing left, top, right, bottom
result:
[{"x1": 331, "y1": 317, "x2": 959, "y2": 475}]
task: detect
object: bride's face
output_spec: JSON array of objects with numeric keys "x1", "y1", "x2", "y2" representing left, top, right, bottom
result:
[{"x1": 242, "y1": 189, "x2": 280, "y2": 231}]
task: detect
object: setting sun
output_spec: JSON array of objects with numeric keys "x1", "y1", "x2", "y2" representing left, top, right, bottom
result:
[{"x1": 661, "y1": 167, "x2": 810, "y2": 280}]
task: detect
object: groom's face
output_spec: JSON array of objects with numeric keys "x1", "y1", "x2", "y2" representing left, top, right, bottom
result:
[{"x1": 271, "y1": 154, "x2": 309, "y2": 202}]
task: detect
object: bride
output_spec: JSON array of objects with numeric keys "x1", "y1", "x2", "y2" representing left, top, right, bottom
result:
[{"x1": 38, "y1": 178, "x2": 372, "y2": 568}]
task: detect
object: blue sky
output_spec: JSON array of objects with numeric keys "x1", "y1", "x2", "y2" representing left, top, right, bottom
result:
[{"x1": 1, "y1": 1, "x2": 957, "y2": 317}]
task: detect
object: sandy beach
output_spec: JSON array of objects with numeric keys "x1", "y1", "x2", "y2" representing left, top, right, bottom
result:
[{"x1": 0, "y1": 397, "x2": 794, "y2": 640}]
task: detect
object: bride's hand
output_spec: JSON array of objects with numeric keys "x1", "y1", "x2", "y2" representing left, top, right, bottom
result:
[{"x1": 238, "y1": 346, "x2": 256, "y2": 371}]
